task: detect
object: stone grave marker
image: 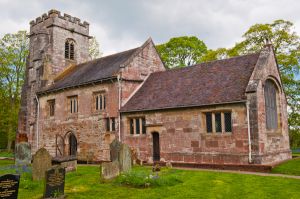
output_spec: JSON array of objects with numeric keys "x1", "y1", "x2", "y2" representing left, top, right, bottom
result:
[
  {"x1": 110, "y1": 139, "x2": 122, "y2": 162},
  {"x1": 32, "y1": 148, "x2": 52, "y2": 181},
  {"x1": 0, "y1": 174, "x2": 20, "y2": 199},
  {"x1": 119, "y1": 144, "x2": 132, "y2": 173},
  {"x1": 44, "y1": 166, "x2": 65, "y2": 199},
  {"x1": 15, "y1": 142, "x2": 31, "y2": 167},
  {"x1": 100, "y1": 161, "x2": 120, "y2": 180}
]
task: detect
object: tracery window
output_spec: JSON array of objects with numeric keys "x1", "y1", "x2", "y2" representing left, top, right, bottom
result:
[{"x1": 264, "y1": 80, "x2": 278, "y2": 129}]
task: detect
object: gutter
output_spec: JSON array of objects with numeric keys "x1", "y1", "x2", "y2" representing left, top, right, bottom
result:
[
  {"x1": 246, "y1": 101, "x2": 252, "y2": 163},
  {"x1": 35, "y1": 95, "x2": 40, "y2": 150},
  {"x1": 117, "y1": 74, "x2": 122, "y2": 142},
  {"x1": 37, "y1": 77, "x2": 117, "y2": 96}
]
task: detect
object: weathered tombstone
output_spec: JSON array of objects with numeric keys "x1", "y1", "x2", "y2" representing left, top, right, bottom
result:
[
  {"x1": 15, "y1": 142, "x2": 31, "y2": 167},
  {"x1": 32, "y1": 148, "x2": 52, "y2": 181},
  {"x1": 119, "y1": 144, "x2": 132, "y2": 173},
  {"x1": 0, "y1": 174, "x2": 20, "y2": 199},
  {"x1": 110, "y1": 139, "x2": 122, "y2": 162},
  {"x1": 44, "y1": 166, "x2": 65, "y2": 199},
  {"x1": 100, "y1": 161, "x2": 120, "y2": 180}
]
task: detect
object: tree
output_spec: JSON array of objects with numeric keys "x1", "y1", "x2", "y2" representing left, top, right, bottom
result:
[
  {"x1": 201, "y1": 48, "x2": 229, "y2": 62},
  {"x1": 156, "y1": 36, "x2": 207, "y2": 68},
  {"x1": 0, "y1": 30, "x2": 29, "y2": 150},
  {"x1": 89, "y1": 37, "x2": 102, "y2": 60}
]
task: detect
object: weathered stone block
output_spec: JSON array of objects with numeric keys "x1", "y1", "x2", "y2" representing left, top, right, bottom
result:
[{"x1": 100, "y1": 161, "x2": 120, "y2": 180}]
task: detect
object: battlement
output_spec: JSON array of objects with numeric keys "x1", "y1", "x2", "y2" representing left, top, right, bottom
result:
[{"x1": 30, "y1": 9, "x2": 89, "y2": 28}]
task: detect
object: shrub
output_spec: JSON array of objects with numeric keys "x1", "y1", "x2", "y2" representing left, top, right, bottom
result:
[{"x1": 114, "y1": 168, "x2": 182, "y2": 188}]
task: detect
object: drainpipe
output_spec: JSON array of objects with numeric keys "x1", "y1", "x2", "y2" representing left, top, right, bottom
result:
[
  {"x1": 246, "y1": 101, "x2": 252, "y2": 163},
  {"x1": 35, "y1": 95, "x2": 40, "y2": 150},
  {"x1": 117, "y1": 74, "x2": 121, "y2": 142}
]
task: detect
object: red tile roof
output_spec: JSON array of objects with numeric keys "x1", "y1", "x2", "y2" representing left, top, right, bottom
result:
[{"x1": 121, "y1": 52, "x2": 260, "y2": 112}]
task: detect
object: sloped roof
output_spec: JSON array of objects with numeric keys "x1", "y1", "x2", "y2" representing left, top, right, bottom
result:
[
  {"x1": 121, "y1": 52, "x2": 261, "y2": 112},
  {"x1": 40, "y1": 47, "x2": 138, "y2": 93}
]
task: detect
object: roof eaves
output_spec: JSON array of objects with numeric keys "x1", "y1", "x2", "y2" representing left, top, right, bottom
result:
[
  {"x1": 121, "y1": 100, "x2": 247, "y2": 113},
  {"x1": 37, "y1": 76, "x2": 117, "y2": 96}
]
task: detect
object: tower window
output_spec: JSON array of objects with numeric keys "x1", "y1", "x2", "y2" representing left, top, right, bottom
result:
[{"x1": 65, "y1": 39, "x2": 75, "y2": 60}]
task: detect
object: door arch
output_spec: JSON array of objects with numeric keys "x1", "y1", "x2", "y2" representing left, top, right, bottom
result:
[
  {"x1": 152, "y1": 132, "x2": 160, "y2": 162},
  {"x1": 69, "y1": 133, "x2": 77, "y2": 156},
  {"x1": 65, "y1": 132, "x2": 77, "y2": 157}
]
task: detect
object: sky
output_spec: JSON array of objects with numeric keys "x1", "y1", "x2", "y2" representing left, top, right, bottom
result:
[{"x1": 1, "y1": 0, "x2": 300, "y2": 56}]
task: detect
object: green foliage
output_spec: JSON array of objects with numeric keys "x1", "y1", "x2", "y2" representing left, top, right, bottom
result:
[
  {"x1": 0, "y1": 30, "x2": 29, "y2": 150},
  {"x1": 0, "y1": 150, "x2": 14, "y2": 158},
  {"x1": 290, "y1": 129, "x2": 300, "y2": 148},
  {"x1": 156, "y1": 36, "x2": 207, "y2": 68},
  {"x1": 114, "y1": 168, "x2": 182, "y2": 188},
  {"x1": 89, "y1": 37, "x2": 102, "y2": 60},
  {"x1": 272, "y1": 157, "x2": 300, "y2": 176}
]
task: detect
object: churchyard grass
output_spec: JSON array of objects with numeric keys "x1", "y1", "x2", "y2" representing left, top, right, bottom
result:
[
  {"x1": 271, "y1": 157, "x2": 300, "y2": 176},
  {"x1": 0, "y1": 160, "x2": 299, "y2": 199}
]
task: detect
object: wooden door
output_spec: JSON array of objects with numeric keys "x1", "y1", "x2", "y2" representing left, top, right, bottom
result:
[{"x1": 152, "y1": 132, "x2": 160, "y2": 161}]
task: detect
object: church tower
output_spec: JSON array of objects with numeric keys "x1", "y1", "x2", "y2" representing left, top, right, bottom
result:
[{"x1": 18, "y1": 10, "x2": 90, "y2": 148}]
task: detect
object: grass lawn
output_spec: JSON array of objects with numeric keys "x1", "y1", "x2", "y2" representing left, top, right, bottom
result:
[
  {"x1": 0, "y1": 160, "x2": 299, "y2": 199},
  {"x1": 0, "y1": 150, "x2": 14, "y2": 158},
  {"x1": 272, "y1": 157, "x2": 300, "y2": 176}
]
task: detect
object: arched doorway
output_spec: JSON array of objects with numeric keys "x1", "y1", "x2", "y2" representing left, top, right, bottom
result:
[
  {"x1": 152, "y1": 132, "x2": 160, "y2": 161},
  {"x1": 69, "y1": 133, "x2": 77, "y2": 156}
]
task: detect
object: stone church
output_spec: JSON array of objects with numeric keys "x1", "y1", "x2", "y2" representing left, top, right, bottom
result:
[{"x1": 18, "y1": 9, "x2": 291, "y2": 166}]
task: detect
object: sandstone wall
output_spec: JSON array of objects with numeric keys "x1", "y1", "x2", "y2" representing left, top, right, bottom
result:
[{"x1": 122, "y1": 103, "x2": 251, "y2": 165}]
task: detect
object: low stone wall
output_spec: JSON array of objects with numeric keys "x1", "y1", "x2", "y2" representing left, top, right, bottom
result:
[{"x1": 52, "y1": 156, "x2": 77, "y2": 172}]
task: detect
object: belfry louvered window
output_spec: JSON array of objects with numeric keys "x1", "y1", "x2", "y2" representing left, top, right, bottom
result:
[
  {"x1": 65, "y1": 39, "x2": 75, "y2": 60},
  {"x1": 264, "y1": 80, "x2": 278, "y2": 129}
]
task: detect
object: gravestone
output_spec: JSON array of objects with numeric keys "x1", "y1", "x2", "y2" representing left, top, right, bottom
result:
[
  {"x1": 100, "y1": 161, "x2": 120, "y2": 180},
  {"x1": 119, "y1": 144, "x2": 132, "y2": 173},
  {"x1": 109, "y1": 139, "x2": 132, "y2": 173},
  {"x1": 15, "y1": 142, "x2": 31, "y2": 167},
  {"x1": 32, "y1": 148, "x2": 52, "y2": 181},
  {"x1": 44, "y1": 166, "x2": 65, "y2": 199},
  {"x1": 110, "y1": 139, "x2": 122, "y2": 162},
  {"x1": 0, "y1": 174, "x2": 20, "y2": 199}
]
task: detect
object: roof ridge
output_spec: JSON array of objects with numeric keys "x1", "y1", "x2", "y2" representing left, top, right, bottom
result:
[{"x1": 150, "y1": 51, "x2": 261, "y2": 76}]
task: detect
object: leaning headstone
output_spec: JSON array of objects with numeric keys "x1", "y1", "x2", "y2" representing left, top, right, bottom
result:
[
  {"x1": 44, "y1": 166, "x2": 65, "y2": 199},
  {"x1": 0, "y1": 174, "x2": 20, "y2": 199},
  {"x1": 118, "y1": 144, "x2": 132, "y2": 173},
  {"x1": 110, "y1": 139, "x2": 122, "y2": 162},
  {"x1": 32, "y1": 148, "x2": 52, "y2": 181},
  {"x1": 100, "y1": 161, "x2": 120, "y2": 180},
  {"x1": 15, "y1": 142, "x2": 31, "y2": 167}
]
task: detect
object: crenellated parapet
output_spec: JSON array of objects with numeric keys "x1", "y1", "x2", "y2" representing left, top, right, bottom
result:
[{"x1": 30, "y1": 9, "x2": 89, "y2": 28}]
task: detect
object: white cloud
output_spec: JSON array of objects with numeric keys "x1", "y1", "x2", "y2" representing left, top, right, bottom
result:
[{"x1": 1, "y1": 0, "x2": 300, "y2": 55}]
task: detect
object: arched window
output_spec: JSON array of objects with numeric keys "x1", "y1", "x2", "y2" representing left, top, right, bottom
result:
[
  {"x1": 264, "y1": 79, "x2": 278, "y2": 129},
  {"x1": 65, "y1": 39, "x2": 75, "y2": 60}
]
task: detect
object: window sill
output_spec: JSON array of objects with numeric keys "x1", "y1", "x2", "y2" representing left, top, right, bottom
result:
[
  {"x1": 203, "y1": 132, "x2": 232, "y2": 136},
  {"x1": 128, "y1": 134, "x2": 147, "y2": 137}
]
